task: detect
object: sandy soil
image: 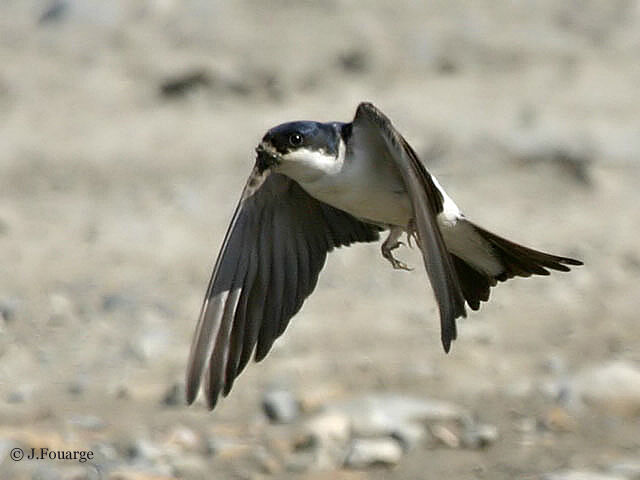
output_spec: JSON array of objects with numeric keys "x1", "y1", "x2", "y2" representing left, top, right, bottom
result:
[{"x1": 1, "y1": 1, "x2": 639, "y2": 479}]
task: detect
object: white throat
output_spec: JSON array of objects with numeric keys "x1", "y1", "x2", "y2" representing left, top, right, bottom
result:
[{"x1": 277, "y1": 140, "x2": 346, "y2": 183}]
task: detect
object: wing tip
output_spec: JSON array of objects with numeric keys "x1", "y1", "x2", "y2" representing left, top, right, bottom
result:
[
  {"x1": 185, "y1": 385, "x2": 198, "y2": 406},
  {"x1": 562, "y1": 257, "x2": 584, "y2": 267}
]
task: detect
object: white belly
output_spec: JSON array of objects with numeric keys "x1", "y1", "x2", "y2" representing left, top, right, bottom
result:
[{"x1": 306, "y1": 181, "x2": 412, "y2": 226}]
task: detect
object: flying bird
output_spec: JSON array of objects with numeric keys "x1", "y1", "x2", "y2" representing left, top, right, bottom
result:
[{"x1": 185, "y1": 102, "x2": 582, "y2": 409}]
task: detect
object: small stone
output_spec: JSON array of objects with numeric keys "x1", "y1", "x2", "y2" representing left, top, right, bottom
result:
[
  {"x1": 607, "y1": 460, "x2": 640, "y2": 479},
  {"x1": 298, "y1": 383, "x2": 345, "y2": 412},
  {"x1": 285, "y1": 450, "x2": 316, "y2": 473},
  {"x1": 50, "y1": 293, "x2": 73, "y2": 318},
  {"x1": 6, "y1": 385, "x2": 33, "y2": 403},
  {"x1": 0, "y1": 297, "x2": 19, "y2": 322},
  {"x1": 164, "y1": 426, "x2": 207, "y2": 454},
  {"x1": 542, "y1": 471, "x2": 627, "y2": 480},
  {"x1": 300, "y1": 411, "x2": 352, "y2": 470},
  {"x1": 431, "y1": 424, "x2": 460, "y2": 448},
  {"x1": 326, "y1": 393, "x2": 467, "y2": 438},
  {"x1": 101, "y1": 293, "x2": 137, "y2": 313},
  {"x1": 67, "y1": 381, "x2": 86, "y2": 397},
  {"x1": 344, "y1": 438, "x2": 403, "y2": 468},
  {"x1": 159, "y1": 70, "x2": 211, "y2": 98},
  {"x1": 68, "y1": 415, "x2": 106, "y2": 431},
  {"x1": 170, "y1": 455, "x2": 208, "y2": 479},
  {"x1": 461, "y1": 423, "x2": 499, "y2": 449},
  {"x1": 338, "y1": 49, "x2": 369, "y2": 74},
  {"x1": 39, "y1": 0, "x2": 69, "y2": 24},
  {"x1": 542, "y1": 407, "x2": 576, "y2": 432},
  {"x1": 122, "y1": 438, "x2": 164, "y2": 463},
  {"x1": 90, "y1": 442, "x2": 119, "y2": 463},
  {"x1": 254, "y1": 446, "x2": 281, "y2": 475},
  {"x1": 133, "y1": 319, "x2": 170, "y2": 361},
  {"x1": 161, "y1": 383, "x2": 184, "y2": 407},
  {"x1": 390, "y1": 422, "x2": 428, "y2": 451},
  {"x1": 304, "y1": 411, "x2": 351, "y2": 447},
  {"x1": 262, "y1": 389, "x2": 300, "y2": 424},
  {"x1": 208, "y1": 437, "x2": 252, "y2": 459},
  {"x1": 571, "y1": 361, "x2": 640, "y2": 416}
]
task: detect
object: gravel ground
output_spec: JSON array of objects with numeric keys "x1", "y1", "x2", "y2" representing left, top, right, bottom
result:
[{"x1": 1, "y1": 1, "x2": 639, "y2": 479}]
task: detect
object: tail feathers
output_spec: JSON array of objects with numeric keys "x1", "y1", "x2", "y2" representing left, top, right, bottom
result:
[
  {"x1": 451, "y1": 254, "x2": 495, "y2": 310},
  {"x1": 451, "y1": 221, "x2": 583, "y2": 311}
]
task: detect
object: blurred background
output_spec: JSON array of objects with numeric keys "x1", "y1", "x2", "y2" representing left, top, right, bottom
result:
[{"x1": 1, "y1": 1, "x2": 639, "y2": 479}]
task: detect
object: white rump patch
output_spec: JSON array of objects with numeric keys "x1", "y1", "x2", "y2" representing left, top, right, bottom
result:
[{"x1": 430, "y1": 175, "x2": 462, "y2": 227}]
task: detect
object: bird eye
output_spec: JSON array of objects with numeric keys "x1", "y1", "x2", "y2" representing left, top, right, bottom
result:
[{"x1": 289, "y1": 133, "x2": 303, "y2": 146}]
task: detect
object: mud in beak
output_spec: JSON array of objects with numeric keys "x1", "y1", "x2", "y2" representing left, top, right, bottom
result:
[{"x1": 255, "y1": 144, "x2": 281, "y2": 172}]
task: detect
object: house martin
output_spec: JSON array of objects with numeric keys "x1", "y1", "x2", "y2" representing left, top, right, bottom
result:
[{"x1": 185, "y1": 102, "x2": 582, "y2": 409}]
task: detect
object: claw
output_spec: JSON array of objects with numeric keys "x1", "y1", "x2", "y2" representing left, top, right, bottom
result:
[
  {"x1": 388, "y1": 256, "x2": 413, "y2": 271},
  {"x1": 381, "y1": 229, "x2": 413, "y2": 271}
]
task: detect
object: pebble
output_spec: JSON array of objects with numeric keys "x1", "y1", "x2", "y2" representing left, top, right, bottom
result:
[
  {"x1": 298, "y1": 383, "x2": 345, "y2": 412},
  {"x1": 570, "y1": 361, "x2": 640, "y2": 416},
  {"x1": 68, "y1": 415, "x2": 106, "y2": 431},
  {"x1": 542, "y1": 471, "x2": 628, "y2": 480},
  {"x1": 542, "y1": 407, "x2": 576, "y2": 432},
  {"x1": 461, "y1": 423, "x2": 499, "y2": 449},
  {"x1": 607, "y1": 460, "x2": 640, "y2": 479},
  {"x1": 101, "y1": 293, "x2": 138, "y2": 313},
  {"x1": 6, "y1": 384, "x2": 34, "y2": 403},
  {"x1": 170, "y1": 455, "x2": 209, "y2": 479},
  {"x1": 0, "y1": 296, "x2": 19, "y2": 322},
  {"x1": 326, "y1": 393, "x2": 467, "y2": 438},
  {"x1": 66, "y1": 381, "x2": 86, "y2": 397},
  {"x1": 285, "y1": 450, "x2": 317, "y2": 473},
  {"x1": 303, "y1": 410, "x2": 351, "y2": 447},
  {"x1": 262, "y1": 389, "x2": 300, "y2": 424},
  {"x1": 163, "y1": 425, "x2": 207, "y2": 454},
  {"x1": 254, "y1": 446, "x2": 282, "y2": 475},
  {"x1": 299, "y1": 411, "x2": 352, "y2": 470},
  {"x1": 160, "y1": 383, "x2": 184, "y2": 407},
  {"x1": 134, "y1": 323, "x2": 170, "y2": 362},
  {"x1": 39, "y1": 0, "x2": 69, "y2": 24},
  {"x1": 159, "y1": 70, "x2": 211, "y2": 98},
  {"x1": 208, "y1": 437, "x2": 252, "y2": 459},
  {"x1": 431, "y1": 424, "x2": 460, "y2": 448},
  {"x1": 344, "y1": 438, "x2": 404, "y2": 468},
  {"x1": 390, "y1": 422, "x2": 428, "y2": 451}
]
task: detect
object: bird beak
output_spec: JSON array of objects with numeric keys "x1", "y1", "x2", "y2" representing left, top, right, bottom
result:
[{"x1": 255, "y1": 144, "x2": 281, "y2": 172}]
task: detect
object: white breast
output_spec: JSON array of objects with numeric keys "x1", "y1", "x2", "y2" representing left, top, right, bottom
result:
[{"x1": 283, "y1": 139, "x2": 412, "y2": 226}]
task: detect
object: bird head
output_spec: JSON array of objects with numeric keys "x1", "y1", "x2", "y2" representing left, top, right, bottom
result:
[{"x1": 255, "y1": 121, "x2": 345, "y2": 180}]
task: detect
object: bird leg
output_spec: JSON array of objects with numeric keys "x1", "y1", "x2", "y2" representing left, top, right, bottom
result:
[
  {"x1": 381, "y1": 226, "x2": 413, "y2": 271},
  {"x1": 406, "y1": 219, "x2": 419, "y2": 249}
]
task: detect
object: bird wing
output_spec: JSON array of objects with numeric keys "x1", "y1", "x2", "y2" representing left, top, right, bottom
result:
[
  {"x1": 185, "y1": 168, "x2": 380, "y2": 408},
  {"x1": 351, "y1": 102, "x2": 467, "y2": 352}
]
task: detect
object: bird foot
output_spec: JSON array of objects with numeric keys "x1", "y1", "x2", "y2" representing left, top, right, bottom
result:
[{"x1": 382, "y1": 240, "x2": 413, "y2": 271}]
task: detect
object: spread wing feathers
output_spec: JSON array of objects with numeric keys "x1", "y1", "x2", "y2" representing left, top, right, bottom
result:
[
  {"x1": 453, "y1": 221, "x2": 583, "y2": 310},
  {"x1": 353, "y1": 102, "x2": 467, "y2": 352},
  {"x1": 185, "y1": 169, "x2": 381, "y2": 409}
]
